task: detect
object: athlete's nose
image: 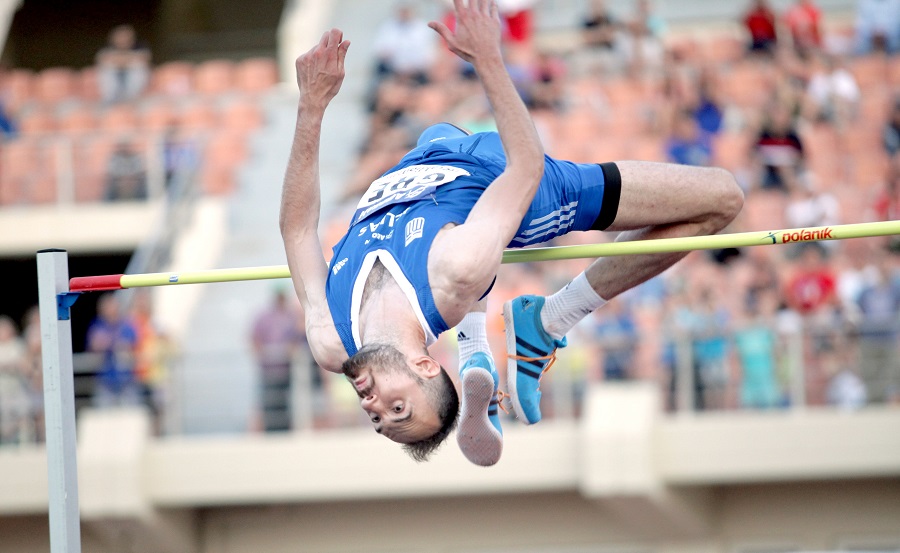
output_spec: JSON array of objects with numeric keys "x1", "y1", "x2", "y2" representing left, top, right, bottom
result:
[{"x1": 361, "y1": 394, "x2": 377, "y2": 408}]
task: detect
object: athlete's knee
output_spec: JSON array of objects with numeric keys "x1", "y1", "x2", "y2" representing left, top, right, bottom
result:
[{"x1": 705, "y1": 167, "x2": 743, "y2": 230}]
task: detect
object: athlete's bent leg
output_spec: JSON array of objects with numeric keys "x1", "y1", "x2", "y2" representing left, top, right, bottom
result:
[{"x1": 505, "y1": 161, "x2": 743, "y2": 424}]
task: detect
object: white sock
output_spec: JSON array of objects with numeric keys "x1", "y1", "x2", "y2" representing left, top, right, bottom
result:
[
  {"x1": 540, "y1": 271, "x2": 607, "y2": 340},
  {"x1": 456, "y1": 311, "x2": 491, "y2": 369}
]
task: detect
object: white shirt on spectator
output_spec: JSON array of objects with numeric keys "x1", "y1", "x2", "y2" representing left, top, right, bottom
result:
[
  {"x1": 373, "y1": 16, "x2": 436, "y2": 74},
  {"x1": 807, "y1": 68, "x2": 860, "y2": 107}
]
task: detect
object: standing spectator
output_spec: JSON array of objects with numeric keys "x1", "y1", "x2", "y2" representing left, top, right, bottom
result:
[
  {"x1": 96, "y1": 24, "x2": 151, "y2": 104},
  {"x1": 104, "y1": 140, "x2": 147, "y2": 201},
  {"x1": 783, "y1": 244, "x2": 838, "y2": 317},
  {"x1": 591, "y1": 299, "x2": 638, "y2": 381},
  {"x1": 0, "y1": 316, "x2": 33, "y2": 443},
  {"x1": 826, "y1": 365, "x2": 868, "y2": 409},
  {"x1": 785, "y1": 172, "x2": 841, "y2": 253},
  {"x1": 784, "y1": 0, "x2": 823, "y2": 56},
  {"x1": 163, "y1": 125, "x2": 198, "y2": 190},
  {"x1": 528, "y1": 51, "x2": 567, "y2": 112},
  {"x1": 754, "y1": 102, "x2": 805, "y2": 192},
  {"x1": 734, "y1": 292, "x2": 781, "y2": 409},
  {"x1": 0, "y1": 66, "x2": 18, "y2": 141},
  {"x1": 666, "y1": 109, "x2": 713, "y2": 167},
  {"x1": 86, "y1": 294, "x2": 140, "y2": 407},
  {"x1": 372, "y1": 3, "x2": 436, "y2": 86},
  {"x1": 743, "y1": 0, "x2": 779, "y2": 55},
  {"x1": 682, "y1": 286, "x2": 731, "y2": 410},
  {"x1": 855, "y1": 0, "x2": 900, "y2": 54},
  {"x1": 576, "y1": 0, "x2": 623, "y2": 76},
  {"x1": 21, "y1": 306, "x2": 43, "y2": 442},
  {"x1": 250, "y1": 286, "x2": 308, "y2": 432},
  {"x1": 855, "y1": 255, "x2": 900, "y2": 403},
  {"x1": 498, "y1": 0, "x2": 538, "y2": 46},
  {"x1": 804, "y1": 54, "x2": 860, "y2": 130},
  {"x1": 129, "y1": 291, "x2": 173, "y2": 433},
  {"x1": 620, "y1": 0, "x2": 666, "y2": 77}
]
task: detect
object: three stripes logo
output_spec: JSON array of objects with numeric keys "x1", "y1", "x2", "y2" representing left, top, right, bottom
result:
[{"x1": 512, "y1": 201, "x2": 579, "y2": 245}]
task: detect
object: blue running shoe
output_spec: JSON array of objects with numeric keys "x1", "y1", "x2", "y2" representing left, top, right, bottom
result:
[
  {"x1": 457, "y1": 352, "x2": 503, "y2": 467},
  {"x1": 503, "y1": 295, "x2": 567, "y2": 425}
]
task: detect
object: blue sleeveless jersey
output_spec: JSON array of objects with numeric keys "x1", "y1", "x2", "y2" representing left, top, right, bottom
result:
[{"x1": 324, "y1": 130, "x2": 609, "y2": 357}]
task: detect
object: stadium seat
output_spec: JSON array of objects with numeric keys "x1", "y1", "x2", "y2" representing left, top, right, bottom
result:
[
  {"x1": 180, "y1": 101, "x2": 219, "y2": 130},
  {"x1": 194, "y1": 59, "x2": 236, "y2": 95},
  {"x1": 76, "y1": 67, "x2": 101, "y2": 102},
  {"x1": 57, "y1": 104, "x2": 98, "y2": 134},
  {"x1": 19, "y1": 107, "x2": 56, "y2": 134},
  {"x1": 151, "y1": 61, "x2": 194, "y2": 96},
  {"x1": 200, "y1": 164, "x2": 237, "y2": 195},
  {"x1": 235, "y1": 58, "x2": 279, "y2": 94},
  {"x1": 140, "y1": 100, "x2": 177, "y2": 132},
  {"x1": 2, "y1": 68, "x2": 34, "y2": 111},
  {"x1": 99, "y1": 104, "x2": 139, "y2": 132},
  {"x1": 35, "y1": 67, "x2": 77, "y2": 104}
]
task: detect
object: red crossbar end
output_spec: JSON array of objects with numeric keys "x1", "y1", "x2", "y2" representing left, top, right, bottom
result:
[{"x1": 69, "y1": 274, "x2": 124, "y2": 292}]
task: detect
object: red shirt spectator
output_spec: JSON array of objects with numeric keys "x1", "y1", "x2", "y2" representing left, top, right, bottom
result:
[
  {"x1": 784, "y1": 245, "x2": 837, "y2": 315},
  {"x1": 743, "y1": 0, "x2": 778, "y2": 52},
  {"x1": 785, "y1": 0, "x2": 822, "y2": 53}
]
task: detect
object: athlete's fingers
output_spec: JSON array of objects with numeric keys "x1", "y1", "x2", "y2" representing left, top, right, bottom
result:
[
  {"x1": 428, "y1": 20, "x2": 454, "y2": 47},
  {"x1": 337, "y1": 40, "x2": 350, "y2": 72},
  {"x1": 318, "y1": 30, "x2": 330, "y2": 49},
  {"x1": 452, "y1": 0, "x2": 466, "y2": 16},
  {"x1": 489, "y1": 0, "x2": 499, "y2": 20}
]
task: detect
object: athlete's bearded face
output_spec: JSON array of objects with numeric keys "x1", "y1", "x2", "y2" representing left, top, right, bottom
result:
[{"x1": 342, "y1": 344, "x2": 441, "y2": 443}]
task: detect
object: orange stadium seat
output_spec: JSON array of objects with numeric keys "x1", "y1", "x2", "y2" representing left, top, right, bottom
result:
[
  {"x1": 76, "y1": 67, "x2": 101, "y2": 102},
  {"x1": 151, "y1": 61, "x2": 194, "y2": 96},
  {"x1": 200, "y1": 164, "x2": 237, "y2": 195},
  {"x1": 204, "y1": 131, "x2": 248, "y2": 169},
  {"x1": 99, "y1": 104, "x2": 139, "y2": 132},
  {"x1": 19, "y1": 107, "x2": 56, "y2": 134},
  {"x1": 2, "y1": 69, "x2": 34, "y2": 111},
  {"x1": 194, "y1": 59, "x2": 236, "y2": 95},
  {"x1": 235, "y1": 58, "x2": 279, "y2": 94},
  {"x1": 35, "y1": 67, "x2": 77, "y2": 104},
  {"x1": 850, "y1": 54, "x2": 889, "y2": 89},
  {"x1": 140, "y1": 100, "x2": 177, "y2": 132},
  {"x1": 0, "y1": 139, "x2": 39, "y2": 204},
  {"x1": 57, "y1": 104, "x2": 98, "y2": 134},
  {"x1": 712, "y1": 131, "x2": 753, "y2": 172}
]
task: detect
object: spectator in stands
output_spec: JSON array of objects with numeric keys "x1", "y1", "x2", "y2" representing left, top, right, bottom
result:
[
  {"x1": 372, "y1": 3, "x2": 436, "y2": 87},
  {"x1": 498, "y1": 0, "x2": 538, "y2": 46},
  {"x1": 743, "y1": 0, "x2": 779, "y2": 55},
  {"x1": 582, "y1": 0, "x2": 619, "y2": 52},
  {"x1": 734, "y1": 291, "x2": 781, "y2": 409},
  {"x1": 0, "y1": 315, "x2": 33, "y2": 444},
  {"x1": 804, "y1": 54, "x2": 860, "y2": 130},
  {"x1": 250, "y1": 285, "x2": 310, "y2": 432},
  {"x1": 620, "y1": 0, "x2": 666, "y2": 77},
  {"x1": 163, "y1": 125, "x2": 199, "y2": 190},
  {"x1": 784, "y1": 243, "x2": 838, "y2": 318},
  {"x1": 527, "y1": 50, "x2": 567, "y2": 112},
  {"x1": 129, "y1": 290, "x2": 173, "y2": 433},
  {"x1": 104, "y1": 139, "x2": 147, "y2": 201},
  {"x1": 753, "y1": 102, "x2": 805, "y2": 192},
  {"x1": 96, "y1": 24, "x2": 151, "y2": 104},
  {"x1": 666, "y1": 109, "x2": 713, "y2": 167},
  {"x1": 826, "y1": 364, "x2": 867, "y2": 409},
  {"x1": 784, "y1": 0, "x2": 823, "y2": 57},
  {"x1": 785, "y1": 172, "x2": 841, "y2": 253},
  {"x1": 685, "y1": 286, "x2": 731, "y2": 410},
  {"x1": 21, "y1": 306, "x2": 43, "y2": 442},
  {"x1": 883, "y1": 97, "x2": 900, "y2": 157},
  {"x1": 591, "y1": 299, "x2": 638, "y2": 381},
  {"x1": 855, "y1": 0, "x2": 900, "y2": 54},
  {"x1": 855, "y1": 254, "x2": 900, "y2": 403},
  {"x1": 87, "y1": 294, "x2": 141, "y2": 407}
]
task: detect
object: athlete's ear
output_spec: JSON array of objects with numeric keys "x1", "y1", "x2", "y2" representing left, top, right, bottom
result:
[{"x1": 411, "y1": 354, "x2": 441, "y2": 379}]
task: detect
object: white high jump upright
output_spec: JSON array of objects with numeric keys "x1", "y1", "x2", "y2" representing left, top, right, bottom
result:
[{"x1": 37, "y1": 249, "x2": 82, "y2": 553}]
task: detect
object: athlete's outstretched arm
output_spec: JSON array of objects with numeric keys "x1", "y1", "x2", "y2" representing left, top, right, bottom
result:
[
  {"x1": 280, "y1": 29, "x2": 350, "y2": 372},
  {"x1": 428, "y1": 0, "x2": 544, "y2": 301}
]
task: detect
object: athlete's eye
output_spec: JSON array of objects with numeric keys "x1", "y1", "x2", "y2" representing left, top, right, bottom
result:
[
  {"x1": 371, "y1": 415, "x2": 380, "y2": 424},
  {"x1": 392, "y1": 404, "x2": 403, "y2": 413}
]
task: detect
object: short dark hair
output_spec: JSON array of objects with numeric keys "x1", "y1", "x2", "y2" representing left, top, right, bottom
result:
[{"x1": 401, "y1": 366, "x2": 459, "y2": 462}]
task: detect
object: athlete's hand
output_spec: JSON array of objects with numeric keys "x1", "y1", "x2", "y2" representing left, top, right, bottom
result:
[
  {"x1": 295, "y1": 28, "x2": 350, "y2": 112},
  {"x1": 429, "y1": 0, "x2": 502, "y2": 65}
]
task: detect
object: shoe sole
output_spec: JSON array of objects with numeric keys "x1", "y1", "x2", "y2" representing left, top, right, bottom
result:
[
  {"x1": 457, "y1": 367, "x2": 502, "y2": 467},
  {"x1": 503, "y1": 300, "x2": 536, "y2": 425}
]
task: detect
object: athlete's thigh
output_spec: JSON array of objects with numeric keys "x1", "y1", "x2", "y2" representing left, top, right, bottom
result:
[{"x1": 607, "y1": 160, "x2": 739, "y2": 232}]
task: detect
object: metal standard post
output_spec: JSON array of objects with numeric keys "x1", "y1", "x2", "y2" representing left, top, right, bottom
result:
[{"x1": 37, "y1": 249, "x2": 82, "y2": 553}]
